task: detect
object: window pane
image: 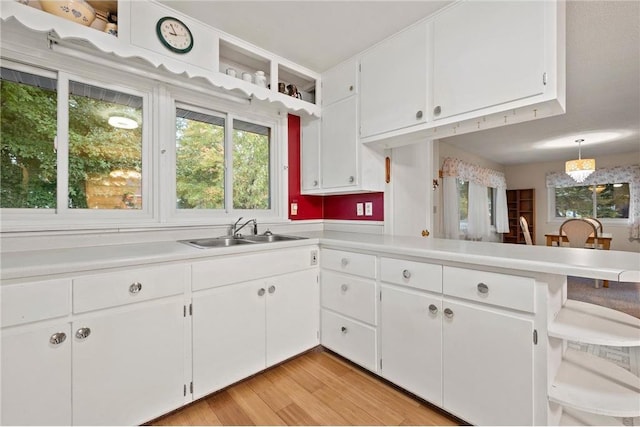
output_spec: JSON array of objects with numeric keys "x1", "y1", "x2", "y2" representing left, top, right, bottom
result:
[
  {"x1": 175, "y1": 108, "x2": 225, "y2": 209},
  {"x1": 555, "y1": 186, "x2": 593, "y2": 218},
  {"x1": 458, "y1": 180, "x2": 469, "y2": 222},
  {"x1": 595, "y1": 183, "x2": 630, "y2": 218},
  {"x1": 233, "y1": 119, "x2": 270, "y2": 210},
  {"x1": 0, "y1": 68, "x2": 57, "y2": 208},
  {"x1": 68, "y1": 81, "x2": 143, "y2": 209}
]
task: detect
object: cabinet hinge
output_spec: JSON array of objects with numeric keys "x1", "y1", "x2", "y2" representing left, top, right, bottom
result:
[
  {"x1": 533, "y1": 329, "x2": 538, "y2": 345},
  {"x1": 183, "y1": 305, "x2": 186, "y2": 317},
  {"x1": 359, "y1": 63, "x2": 361, "y2": 72},
  {"x1": 190, "y1": 382, "x2": 194, "y2": 394},
  {"x1": 379, "y1": 359, "x2": 383, "y2": 370},
  {"x1": 542, "y1": 72, "x2": 547, "y2": 85},
  {"x1": 379, "y1": 290, "x2": 382, "y2": 301},
  {"x1": 189, "y1": 303, "x2": 193, "y2": 316},
  {"x1": 183, "y1": 384, "x2": 187, "y2": 396}
]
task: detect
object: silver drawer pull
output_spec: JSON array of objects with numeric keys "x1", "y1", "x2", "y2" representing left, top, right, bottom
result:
[
  {"x1": 49, "y1": 332, "x2": 67, "y2": 345},
  {"x1": 75, "y1": 327, "x2": 91, "y2": 340},
  {"x1": 257, "y1": 288, "x2": 266, "y2": 296},
  {"x1": 341, "y1": 326, "x2": 348, "y2": 334},
  {"x1": 341, "y1": 258, "x2": 349, "y2": 268},
  {"x1": 402, "y1": 269, "x2": 411, "y2": 279},
  {"x1": 477, "y1": 283, "x2": 489, "y2": 294},
  {"x1": 428, "y1": 304, "x2": 438, "y2": 315},
  {"x1": 268, "y1": 285, "x2": 276, "y2": 294},
  {"x1": 444, "y1": 308, "x2": 454, "y2": 319},
  {"x1": 129, "y1": 282, "x2": 142, "y2": 294},
  {"x1": 340, "y1": 284, "x2": 349, "y2": 292}
]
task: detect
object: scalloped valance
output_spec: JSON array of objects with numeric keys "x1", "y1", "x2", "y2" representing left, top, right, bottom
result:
[{"x1": 442, "y1": 157, "x2": 507, "y2": 189}]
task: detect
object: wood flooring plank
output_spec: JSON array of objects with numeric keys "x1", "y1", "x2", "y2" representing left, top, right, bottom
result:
[
  {"x1": 276, "y1": 402, "x2": 320, "y2": 425},
  {"x1": 245, "y1": 373, "x2": 293, "y2": 413},
  {"x1": 265, "y1": 365, "x2": 350, "y2": 425},
  {"x1": 205, "y1": 390, "x2": 254, "y2": 426},
  {"x1": 280, "y1": 358, "x2": 326, "y2": 393},
  {"x1": 311, "y1": 383, "x2": 384, "y2": 425},
  {"x1": 227, "y1": 382, "x2": 287, "y2": 426}
]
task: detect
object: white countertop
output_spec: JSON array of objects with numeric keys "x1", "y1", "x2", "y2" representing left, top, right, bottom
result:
[{"x1": 1, "y1": 231, "x2": 639, "y2": 282}]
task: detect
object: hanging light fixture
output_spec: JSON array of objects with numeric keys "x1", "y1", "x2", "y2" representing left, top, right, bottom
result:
[
  {"x1": 565, "y1": 139, "x2": 595, "y2": 183},
  {"x1": 108, "y1": 115, "x2": 139, "y2": 129}
]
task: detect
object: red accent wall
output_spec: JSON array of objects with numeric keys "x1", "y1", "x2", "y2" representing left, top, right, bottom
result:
[{"x1": 288, "y1": 115, "x2": 384, "y2": 221}]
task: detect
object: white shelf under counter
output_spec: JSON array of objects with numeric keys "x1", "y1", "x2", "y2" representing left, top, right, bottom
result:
[
  {"x1": 549, "y1": 349, "x2": 640, "y2": 418},
  {"x1": 560, "y1": 406, "x2": 626, "y2": 426},
  {"x1": 548, "y1": 299, "x2": 640, "y2": 347}
]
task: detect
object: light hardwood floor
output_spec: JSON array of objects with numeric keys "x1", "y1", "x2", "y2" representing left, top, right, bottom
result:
[{"x1": 150, "y1": 349, "x2": 462, "y2": 426}]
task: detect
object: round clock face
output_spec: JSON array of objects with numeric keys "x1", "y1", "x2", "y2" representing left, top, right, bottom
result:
[{"x1": 156, "y1": 17, "x2": 194, "y2": 54}]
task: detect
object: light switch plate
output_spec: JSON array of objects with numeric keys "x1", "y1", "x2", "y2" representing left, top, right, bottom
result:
[
  {"x1": 291, "y1": 202, "x2": 298, "y2": 215},
  {"x1": 365, "y1": 202, "x2": 373, "y2": 216},
  {"x1": 356, "y1": 203, "x2": 364, "y2": 216}
]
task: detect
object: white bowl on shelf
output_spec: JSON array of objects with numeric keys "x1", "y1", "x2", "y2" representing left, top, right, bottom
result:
[{"x1": 40, "y1": 0, "x2": 96, "y2": 26}]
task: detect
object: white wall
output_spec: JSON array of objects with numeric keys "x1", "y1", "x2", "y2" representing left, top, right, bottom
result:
[{"x1": 504, "y1": 151, "x2": 640, "y2": 252}]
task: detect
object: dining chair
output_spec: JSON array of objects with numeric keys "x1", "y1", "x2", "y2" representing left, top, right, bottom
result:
[
  {"x1": 583, "y1": 217, "x2": 604, "y2": 249},
  {"x1": 519, "y1": 216, "x2": 533, "y2": 245},
  {"x1": 559, "y1": 218, "x2": 603, "y2": 288}
]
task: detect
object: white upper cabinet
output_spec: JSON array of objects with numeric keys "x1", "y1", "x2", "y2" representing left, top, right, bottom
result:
[
  {"x1": 432, "y1": 1, "x2": 546, "y2": 120},
  {"x1": 300, "y1": 117, "x2": 321, "y2": 192},
  {"x1": 320, "y1": 96, "x2": 359, "y2": 189},
  {"x1": 322, "y1": 58, "x2": 358, "y2": 106},
  {"x1": 360, "y1": 22, "x2": 428, "y2": 139}
]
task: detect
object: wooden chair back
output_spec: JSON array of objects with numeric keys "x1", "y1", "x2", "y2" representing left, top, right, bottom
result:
[
  {"x1": 559, "y1": 219, "x2": 598, "y2": 249},
  {"x1": 519, "y1": 216, "x2": 533, "y2": 245}
]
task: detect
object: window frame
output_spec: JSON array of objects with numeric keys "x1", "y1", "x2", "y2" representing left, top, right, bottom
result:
[{"x1": 547, "y1": 183, "x2": 631, "y2": 225}]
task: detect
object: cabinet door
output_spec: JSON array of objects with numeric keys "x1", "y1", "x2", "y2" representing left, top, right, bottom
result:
[
  {"x1": 322, "y1": 57, "x2": 358, "y2": 106},
  {"x1": 1, "y1": 323, "x2": 71, "y2": 426},
  {"x1": 301, "y1": 117, "x2": 321, "y2": 192},
  {"x1": 192, "y1": 280, "x2": 266, "y2": 399},
  {"x1": 432, "y1": 1, "x2": 545, "y2": 120},
  {"x1": 442, "y1": 299, "x2": 534, "y2": 426},
  {"x1": 380, "y1": 285, "x2": 442, "y2": 406},
  {"x1": 72, "y1": 297, "x2": 186, "y2": 426},
  {"x1": 320, "y1": 96, "x2": 358, "y2": 189},
  {"x1": 266, "y1": 269, "x2": 319, "y2": 366},
  {"x1": 360, "y1": 22, "x2": 428, "y2": 138}
]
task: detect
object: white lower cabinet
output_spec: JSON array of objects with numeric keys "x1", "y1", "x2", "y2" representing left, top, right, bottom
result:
[
  {"x1": 441, "y1": 299, "x2": 534, "y2": 426},
  {"x1": 72, "y1": 296, "x2": 187, "y2": 426},
  {"x1": 193, "y1": 268, "x2": 319, "y2": 399},
  {"x1": 379, "y1": 285, "x2": 442, "y2": 407},
  {"x1": 1, "y1": 322, "x2": 72, "y2": 426}
]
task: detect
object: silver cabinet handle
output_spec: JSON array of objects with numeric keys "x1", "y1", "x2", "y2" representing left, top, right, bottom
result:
[
  {"x1": 477, "y1": 283, "x2": 489, "y2": 294},
  {"x1": 433, "y1": 105, "x2": 441, "y2": 116},
  {"x1": 402, "y1": 269, "x2": 411, "y2": 279},
  {"x1": 257, "y1": 288, "x2": 266, "y2": 296},
  {"x1": 341, "y1": 258, "x2": 349, "y2": 268},
  {"x1": 341, "y1": 326, "x2": 348, "y2": 334},
  {"x1": 444, "y1": 308, "x2": 454, "y2": 319},
  {"x1": 129, "y1": 282, "x2": 142, "y2": 294},
  {"x1": 348, "y1": 176, "x2": 355, "y2": 183},
  {"x1": 49, "y1": 332, "x2": 67, "y2": 345},
  {"x1": 340, "y1": 284, "x2": 348, "y2": 292},
  {"x1": 268, "y1": 285, "x2": 276, "y2": 294},
  {"x1": 416, "y1": 110, "x2": 423, "y2": 119},
  {"x1": 428, "y1": 304, "x2": 438, "y2": 315},
  {"x1": 75, "y1": 327, "x2": 91, "y2": 340}
]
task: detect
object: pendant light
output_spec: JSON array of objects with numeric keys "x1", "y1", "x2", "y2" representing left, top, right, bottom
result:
[{"x1": 565, "y1": 139, "x2": 595, "y2": 183}]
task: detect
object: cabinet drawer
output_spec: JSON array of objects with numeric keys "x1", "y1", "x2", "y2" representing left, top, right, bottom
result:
[
  {"x1": 1, "y1": 279, "x2": 71, "y2": 327},
  {"x1": 443, "y1": 266, "x2": 535, "y2": 313},
  {"x1": 192, "y1": 246, "x2": 317, "y2": 291},
  {"x1": 380, "y1": 257, "x2": 442, "y2": 293},
  {"x1": 321, "y1": 310, "x2": 377, "y2": 372},
  {"x1": 73, "y1": 264, "x2": 187, "y2": 313},
  {"x1": 321, "y1": 249, "x2": 376, "y2": 279},
  {"x1": 321, "y1": 271, "x2": 376, "y2": 325}
]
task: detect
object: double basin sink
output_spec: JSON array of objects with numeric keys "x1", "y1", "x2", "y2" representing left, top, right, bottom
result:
[{"x1": 180, "y1": 234, "x2": 307, "y2": 249}]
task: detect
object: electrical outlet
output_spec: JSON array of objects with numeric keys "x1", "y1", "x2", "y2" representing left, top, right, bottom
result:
[
  {"x1": 310, "y1": 250, "x2": 318, "y2": 266},
  {"x1": 290, "y1": 202, "x2": 298, "y2": 216},
  {"x1": 365, "y1": 202, "x2": 373, "y2": 216},
  {"x1": 356, "y1": 203, "x2": 364, "y2": 216}
]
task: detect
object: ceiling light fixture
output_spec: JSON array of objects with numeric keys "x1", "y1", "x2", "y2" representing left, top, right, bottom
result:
[
  {"x1": 565, "y1": 139, "x2": 595, "y2": 183},
  {"x1": 108, "y1": 116, "x2": 139, "y2": 129}
]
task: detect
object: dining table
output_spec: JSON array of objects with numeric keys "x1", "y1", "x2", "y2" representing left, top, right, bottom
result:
[{"x1": 544, "y1": 232, "x2": 613, "y2": 250}]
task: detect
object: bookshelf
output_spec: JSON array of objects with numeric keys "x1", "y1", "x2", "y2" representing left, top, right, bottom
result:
[{"x1": 504, "y1": 188, "x2": 535, "y2": 244}]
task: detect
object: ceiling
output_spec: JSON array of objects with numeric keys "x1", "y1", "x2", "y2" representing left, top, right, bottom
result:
[{"x1": 159, "y1": 0, "x2": 640, "y2": 166}]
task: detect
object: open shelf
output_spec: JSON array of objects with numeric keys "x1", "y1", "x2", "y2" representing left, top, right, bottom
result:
[
  {"x1": 19, "y1": 0, "x2": 118, "y2": 35},
  {"x1": 549, "y1": 349, "x2": 640, "y2": 418},
  {"x1": 219, "y1": 38, "x2": 271, "y2": 88},
  {"x1": 278, "y1": 63, "x2": 316, "y2": 104},
  {"x1": 549, "y1": 300, "x2": 640, "y2": 347},
  {"x1": 560, "y1": 406, "x2": 626, "y2": 426}
]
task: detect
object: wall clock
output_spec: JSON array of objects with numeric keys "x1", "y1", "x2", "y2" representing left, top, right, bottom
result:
[{"x1": 156, "y1": 17, "x2": 194, "y2": 54}]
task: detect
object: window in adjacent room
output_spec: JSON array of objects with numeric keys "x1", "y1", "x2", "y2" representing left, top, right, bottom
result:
[{"x1": 554, "y1": 183, "x2": 630, "y2": 219}]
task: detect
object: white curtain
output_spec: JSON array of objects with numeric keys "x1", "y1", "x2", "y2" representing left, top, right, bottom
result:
[
  {"x1": 495, "y1": 188, "x2": 509, "y2": 233},
  {"x1": 443, "y1": 176, "x2": 460, "y2": 239},
  {"x1": 467, "y1": 182, "x2": 491, "y2": 240}
]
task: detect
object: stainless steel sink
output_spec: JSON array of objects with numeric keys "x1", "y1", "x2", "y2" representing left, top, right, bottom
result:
[
  {"x1": 179, "y1": 234, "x2": 307, "y2": 249},
  {"x1": 241, "y1": 234, "x2": 307, "y2": 243},
  {"x1": 179, "y1": 237, "x2": 258, "y2": 249}
]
